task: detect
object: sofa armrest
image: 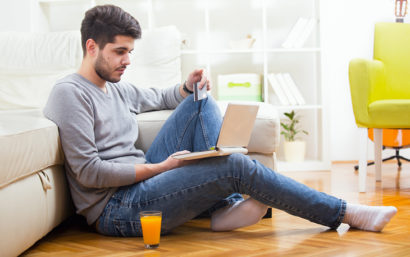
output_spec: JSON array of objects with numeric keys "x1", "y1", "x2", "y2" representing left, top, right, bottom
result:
[{"x1": 135, "y1": 110, "x2": 173, "y2": 153}]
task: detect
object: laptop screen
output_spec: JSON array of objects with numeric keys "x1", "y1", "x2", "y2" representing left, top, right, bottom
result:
[{"x1": 216, "y1": 104, "x2": 259, "y2": 148}]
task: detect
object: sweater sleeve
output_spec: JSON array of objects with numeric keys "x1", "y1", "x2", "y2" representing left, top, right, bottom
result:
[
  {"x1": 43, "y1": 83, "x2": 137, "y2": 189},
  {"x1": 119, "y1": 82, "x2": 184, "y2": 113}
]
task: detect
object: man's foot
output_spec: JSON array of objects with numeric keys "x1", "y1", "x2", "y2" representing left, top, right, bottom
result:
[
  {"x1": 211, "y1": 198, "x2": 268, "y2": 232},
  {"x1": 343, "y1": 203, "x2": 397, "y2": 232}
]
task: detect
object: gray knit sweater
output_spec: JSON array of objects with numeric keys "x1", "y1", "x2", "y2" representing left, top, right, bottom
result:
[{"x1": 44, "y1": 73, "x2": 184, "y2": 224}]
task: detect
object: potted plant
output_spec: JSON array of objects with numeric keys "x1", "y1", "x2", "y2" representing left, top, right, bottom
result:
[{"x1": 280, "y1": 110, "x2": 308, "y2": 162}]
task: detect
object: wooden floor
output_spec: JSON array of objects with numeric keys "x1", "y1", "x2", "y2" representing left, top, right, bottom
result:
[{"x1": 22, "y1": 162, "x2": 410, "y2": 257}]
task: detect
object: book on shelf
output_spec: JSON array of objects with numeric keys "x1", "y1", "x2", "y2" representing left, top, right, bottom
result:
[
  {"x1": 268, "y1": 73, "x2": 306, "y2": 106},
  {"x1": 283, "y1": 73, "x2": 306, "y2": 105},
  {"x1": 276, "y1": 73, "x2": 298, "y2": 105},
  {"x1": 281, "y1": 18, "x2": 308, "y2": 49},
  {"x1": 293, "y1": 18, "x2": 315, "y2": 48},
  {"x1": 267, "y1": 74, "x2": 289, "y2": 105},
  {"x1": 282, "y1": 17, "x2": 315, "y2": 48}
]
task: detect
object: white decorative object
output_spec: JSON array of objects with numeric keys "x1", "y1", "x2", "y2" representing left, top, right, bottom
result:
[
  {"x1": 395, "y1": 0, "x2": 408, "y2": 23},
  {"x1": 217, "y1": 73, "x2": 262, "y2": 102},
  {"x1": 229, "y1": 35, "x2": 256, "y2": 49},
  {"x1": 284, "y1": 140, "x2": 306, "y2": 162}
]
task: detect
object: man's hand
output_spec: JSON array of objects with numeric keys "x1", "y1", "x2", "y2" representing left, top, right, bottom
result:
[
  {"x1": 134, "y1": 150, "x2": 196, "y2": 182},
  {"x1": 162, "y1": 150, "x2": 195, "y2": 170},
  {"x1": 180, "y1": 69, "x2": 211, "y2": 97}
]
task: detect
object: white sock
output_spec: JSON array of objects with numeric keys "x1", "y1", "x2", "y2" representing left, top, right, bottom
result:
[
  {"x1": 211, "y1": 198, "x2": 268, "y2": 232},
  {"x1": 342, "y1": 203, "x2": 397, "y2": 232}
]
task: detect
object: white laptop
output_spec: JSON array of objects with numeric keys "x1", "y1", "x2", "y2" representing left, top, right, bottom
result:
[{"x1": 172, "y1": 103, "x2": 259, "y2": 160}]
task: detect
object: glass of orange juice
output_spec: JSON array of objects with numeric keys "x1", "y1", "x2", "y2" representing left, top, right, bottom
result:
[{"x1": 140, "y1": 211, "x2": 162, "y2": 249}]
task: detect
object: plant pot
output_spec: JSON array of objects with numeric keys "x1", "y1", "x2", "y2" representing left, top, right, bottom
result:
[{"x1": 284, "y1": 140, "x2": 306, "y2": 162}]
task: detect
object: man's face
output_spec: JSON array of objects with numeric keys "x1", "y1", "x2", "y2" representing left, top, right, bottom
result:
[{"x1": 94, "y1": 35, "x2": 134, "y2": 83}]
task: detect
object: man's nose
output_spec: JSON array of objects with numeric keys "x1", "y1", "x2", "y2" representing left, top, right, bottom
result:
[{"x1": 121, "y1": 53, "x2": 131, "y2": 66}]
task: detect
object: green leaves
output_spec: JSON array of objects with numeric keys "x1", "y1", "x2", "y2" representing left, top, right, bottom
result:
[
  {"x1": 283, "y1": 111, "x2": 295, "y2": 120},
  {"x1": 280, "y1": 110, "x2": 308, "y2": 142}
]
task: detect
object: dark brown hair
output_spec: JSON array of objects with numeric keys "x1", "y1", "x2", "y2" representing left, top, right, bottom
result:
[{"x1": 80, "y1": 5, "x2": 141, "y2": 56}]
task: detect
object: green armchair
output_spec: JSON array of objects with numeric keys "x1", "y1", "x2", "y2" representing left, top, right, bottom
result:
[{"x1": 349, "y1": 22, "x2": 410, "y2": 192}]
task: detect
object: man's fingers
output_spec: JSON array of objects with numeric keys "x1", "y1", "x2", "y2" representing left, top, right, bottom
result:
[
  {"x1": 171, "y1": 150, "x2": 191, "y2": 157},
  {"x1": 188, "y1": 69, "x2": 209, "y2": 89},
  {"x1": 206, "y1": 79, "x2": 211, "y2": 90},
  {"x1": 198, "y1": 69, "x2": 207, "y2": 88}
]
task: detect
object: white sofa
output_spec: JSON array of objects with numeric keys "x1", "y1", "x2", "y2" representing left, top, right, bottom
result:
[{"x1": 0, "y1": 27, "x2": 279, "y2": 257}]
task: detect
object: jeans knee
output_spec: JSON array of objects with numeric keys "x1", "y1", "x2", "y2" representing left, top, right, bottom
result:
[
  {"x1": 200, "y1": 95, "x2": 220, "y2": 115},
  {"x1": 226, "y1": 154, "x2": 255, "y2": 171}
]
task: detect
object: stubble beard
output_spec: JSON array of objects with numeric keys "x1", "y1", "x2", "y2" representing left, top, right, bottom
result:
[{"x1": 94, "y1": 52, "x2": 122, "y2": 83}]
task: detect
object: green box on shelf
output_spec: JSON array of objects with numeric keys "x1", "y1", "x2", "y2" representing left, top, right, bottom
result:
[{"x1": 217, "y1": 73, "x2": 262, "y2": 102}]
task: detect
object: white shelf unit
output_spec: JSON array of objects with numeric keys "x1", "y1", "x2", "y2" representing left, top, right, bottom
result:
[{"x1": 36, "y1": 0, "x2": 330, "y2": 172}]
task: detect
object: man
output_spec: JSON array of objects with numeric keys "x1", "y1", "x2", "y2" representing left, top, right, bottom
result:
[{"x1": 44, "y1": 5, "x2": 397, "y2": 237}]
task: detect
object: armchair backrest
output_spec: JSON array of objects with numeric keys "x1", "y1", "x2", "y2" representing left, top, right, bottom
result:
[{"x1": 374, "y1": 22, "x2": 410, "y2": 100}]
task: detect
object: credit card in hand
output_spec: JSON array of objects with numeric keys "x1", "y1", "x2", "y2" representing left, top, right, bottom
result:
[{"x1": 194, "y1": 82, "x2": 208, "y2": 101}]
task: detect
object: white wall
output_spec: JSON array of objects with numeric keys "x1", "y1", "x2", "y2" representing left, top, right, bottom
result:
[
  {"x1": 0, "y1": 1, "x2": 30, "y2": 31},
  {"x1": 0, "y1": 0, "x2": 48, "y2": 32},
  {"x1": 322, "y1": 0, "x2": 410, "y2": 161}
]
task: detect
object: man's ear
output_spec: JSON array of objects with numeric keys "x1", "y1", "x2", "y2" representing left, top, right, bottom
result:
[{"x1": 85, "y1": 39, "x2": 98, "y2": 57}]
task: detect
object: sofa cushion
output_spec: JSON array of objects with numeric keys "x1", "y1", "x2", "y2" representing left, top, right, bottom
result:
[
  {"x1": 122, "y1": 25, "x2": 182, "y2": 89},
  {"x1": 135, "y1": 110, "x2": 174, "y2": 153},
  {"x1": 0, "y1": 26, "x2": 182, "y2": 110},
  {"x1": 0, "y1": 31, "x2": 82, "y2": 73},
  {"x1": 0, "y1": 109, "x2": 64, "y2": 189},
  {"x1": 135, "y1": 101, "x2": 279, "y2": 154},
  {"x1": 0, "y1": 31, "x2": 82, "y2": 110}
]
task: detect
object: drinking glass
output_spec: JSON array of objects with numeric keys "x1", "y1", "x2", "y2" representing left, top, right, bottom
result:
[{"x1": 140, "y1": 211, "x2": 162, "y2": 249}]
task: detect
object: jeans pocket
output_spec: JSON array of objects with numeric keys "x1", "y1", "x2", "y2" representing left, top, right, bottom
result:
[{"x1": 113, "y1": 219, "x2": 142, "y2": 237}]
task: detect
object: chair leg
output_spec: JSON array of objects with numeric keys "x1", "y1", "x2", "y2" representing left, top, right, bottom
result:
[
  {"x1": 374, "y1": 128, "x2": 383, "y2": 182},
  {"x1": 395, "y1": 149, "x2": 410, "y2": 167},
  {"x1": 396, "y1": 149, "x2": 402, "y2": 167},
  {"x1": 397, "y1": 154, "x2": 410, "y2": 162},
  {"x1": 358, "y1": 127, "x2": 368, "y2": 192},
  {"x1": 353, "y1": 146, "x2": 390, "y2": 170},
  {"x1": 354, "y1": 146, "x2": 410, "y2": 171}
]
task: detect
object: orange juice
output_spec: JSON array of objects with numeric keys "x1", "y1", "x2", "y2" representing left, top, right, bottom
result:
[{"x1": 140, "y1": 211, "x2": 162, "y2": 248}]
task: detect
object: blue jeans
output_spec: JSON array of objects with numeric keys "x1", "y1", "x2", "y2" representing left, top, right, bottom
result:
[{"x1": 96, "y1": 95, "x2": 346, "y2": 236}]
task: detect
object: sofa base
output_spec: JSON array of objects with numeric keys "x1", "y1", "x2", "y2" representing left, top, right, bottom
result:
[{"x1": 0, "y1": 165, "x2": 73, "y2": 257}]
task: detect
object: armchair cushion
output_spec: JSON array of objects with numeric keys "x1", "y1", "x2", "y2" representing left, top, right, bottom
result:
[{"x1": 369, "y1": 99, "x2": 410, "y2": 128}]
